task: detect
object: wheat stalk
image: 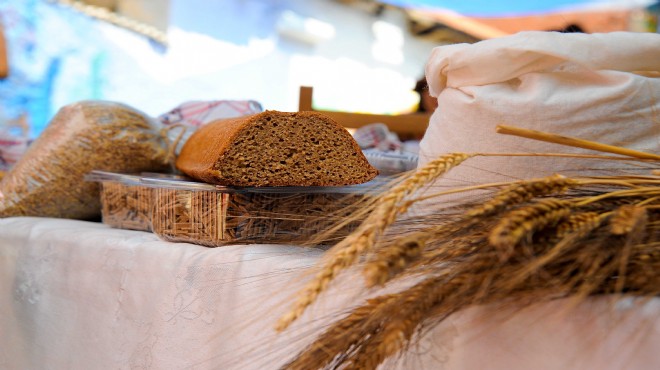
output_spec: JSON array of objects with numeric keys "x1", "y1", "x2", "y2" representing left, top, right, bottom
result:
[
  {"x1": 339, "y1": 169, "x2": 584, "y2": 292},
  {"x1": 496, "y1": 125, "x2": 660, "y2": 160},
  {"x1": 275, "y1": 153, "x2": 473, "y2": 331},
  {"x1": 279, "y1": 124, "x2": 660, "y2": 369},
  {"x1": 282, "y1": 295, "x2": 398, "y2": 370}
]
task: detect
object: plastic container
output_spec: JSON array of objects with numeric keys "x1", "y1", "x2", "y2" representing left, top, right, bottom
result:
[
  {"x1": 86, "y1": 171, "x2": 153, "y2": 231},
  {"x1": 363, "y1": 149, "x2": 418, "y2": 175},
  {"x1": 142, "y1": 175, "x2": 383, "y2": 247}
]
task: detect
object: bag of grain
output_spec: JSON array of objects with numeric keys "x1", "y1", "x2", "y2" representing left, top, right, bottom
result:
[
  {"x1": 419, "y1": 31, "x2": 660, "y2": 197},
  {"x1": 0, "y1": 101, "x2": 169, "y2": 219}
]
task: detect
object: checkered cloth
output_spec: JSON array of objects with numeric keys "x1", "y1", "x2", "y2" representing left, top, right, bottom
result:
[
  {"x1": 0, "y1": 120, "x2": 30, "y2": 172},
  {"x1": 157, "y1": 100, "x2": 264, "y2": 156},
  {"x1": 0, "y1": 136, "x2": 29, "y2": 171},
  {"x1": 352, "y1": 123, "x2": 402, "y2": 152},
  {"x1": 158, "y1": 100, "x2": 263, "y2": 127}
]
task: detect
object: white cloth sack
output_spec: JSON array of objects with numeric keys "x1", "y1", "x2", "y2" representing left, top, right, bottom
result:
[{"x1": 419, "y1": 31, "x2": 660, "y2": 193}]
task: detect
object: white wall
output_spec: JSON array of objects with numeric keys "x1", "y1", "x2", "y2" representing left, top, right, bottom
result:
[{"x1": 98, "y1": 0, "x2": 441, "y2": 116}]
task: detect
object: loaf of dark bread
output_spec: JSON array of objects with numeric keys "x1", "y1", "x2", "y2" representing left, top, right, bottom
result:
[{"x1": 175, "y1": 110, "x2": 378, "y2": 186}]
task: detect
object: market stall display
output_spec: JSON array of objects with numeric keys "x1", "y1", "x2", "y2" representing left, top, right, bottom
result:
[{"x1": 3, "y1": 26, "x2": 660, "y2": 370}]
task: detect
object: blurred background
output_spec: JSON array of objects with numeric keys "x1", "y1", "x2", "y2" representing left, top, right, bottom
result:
[{"x1": 0, "y1": 0, "x2": 658, "y2": 139}]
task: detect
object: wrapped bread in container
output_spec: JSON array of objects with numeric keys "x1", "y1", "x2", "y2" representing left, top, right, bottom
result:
[
  {"x1": 143, "y1": 175, "x2": 379, "y2": 246},
  {"x1": 0, "y1": 101, "x2": 169, "y2": 220}
]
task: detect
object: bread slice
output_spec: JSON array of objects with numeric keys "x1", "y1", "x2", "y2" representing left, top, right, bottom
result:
[{"x1": 175, "y1": 110, "x2": 379, "y2": 186}]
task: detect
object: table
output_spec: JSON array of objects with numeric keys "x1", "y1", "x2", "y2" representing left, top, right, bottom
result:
[{"x1": 3, "y1": 217, "x2": 660, "y2": 369}]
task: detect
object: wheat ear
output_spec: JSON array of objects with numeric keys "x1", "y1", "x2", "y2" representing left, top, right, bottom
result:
[
  {"x1": 611, "y1": 205, "x2": 649, "y2": 293},
  {"x1": 364, "y1": 163, "x2": 580, "y2": 287},
  {"x1": 350, "y1": 276, "x2": 452, "y2": 370},
  {"x1": 509, "y1": 212, "x2": 610, "y2": 287},
  {"x1": 363, "y1": 217, "x2": 477, "y2": 287},
  {"x1": 367, "y1": 173, "x2": 547, "y2": 286},
  {"x1": 282, "y1": 295, "x2": 398, "y2": 370},
  {"x1": 610, "y1": 205, "x2": 649, "y2": 235},
  {"x1": 466, "y1": 174, "x2": 577, "y2": 218},
  {"x1": 351, "y1": 254, "x2": 503, "y2": 370},
  {"x1": 556, "y1": 212, "x2": 604, "y2": 238},
  {"x1": 489, "y1": 198, "x2": 573, "y2": 258},
  {"x1": 363, "y1": 234, "x2": 427, "y2": 288},
  {"x1": 284, "y1": 272, "x2": 458, "y2": 370},
  {"x1": 275, "y1": 153, "x2": 473, "y2": 331}
]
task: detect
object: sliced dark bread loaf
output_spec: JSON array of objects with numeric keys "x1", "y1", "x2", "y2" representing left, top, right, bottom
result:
[{"x1": 176, "y1": 110, "x2": 378, "y2": 186}]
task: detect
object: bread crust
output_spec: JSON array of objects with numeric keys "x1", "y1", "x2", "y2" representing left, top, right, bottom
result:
[{"x1": 175, "y1": 114, "x2": 248, "y2": 184}]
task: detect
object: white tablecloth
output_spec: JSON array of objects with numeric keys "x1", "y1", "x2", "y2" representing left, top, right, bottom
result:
[{"x1": 2, "y1": 217, "x2": 660, "y2": 369}]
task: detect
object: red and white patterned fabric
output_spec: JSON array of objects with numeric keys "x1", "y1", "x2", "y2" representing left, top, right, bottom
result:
[
  {"x1": 0, "y1": 120, "x2": 30, "y2": 172},
  {"x1": 157, "y1": 100, "x2": 263, "y2": 128},
  {"x1": 352, "y1": 123, "x2": 402, "y2": 152},
  {"x1": 157, "y1": 100, "x2": 263, "y2": 156}
]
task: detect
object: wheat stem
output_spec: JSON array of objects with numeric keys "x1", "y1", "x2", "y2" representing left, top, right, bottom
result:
[
  {"x1": 576, "y1": 187, "x2": 660, "y2": 207},
  {"x1": 477, "y1": 152, "x2": 658, "y2": 161},
  {"x1": 496, "y1": 125, "x2": 660, "y2": 160}
]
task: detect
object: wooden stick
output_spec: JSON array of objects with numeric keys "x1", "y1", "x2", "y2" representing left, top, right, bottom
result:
[{"x1": 496, "y1": 125, "x2": 660, "y2": 160}]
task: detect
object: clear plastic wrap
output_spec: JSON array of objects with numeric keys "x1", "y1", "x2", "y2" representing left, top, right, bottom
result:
[
  {"x1": 362, "y1": 149, "x2": 419, "y2": 176},
  {"x1": 146, "y1": 175, "x2": 381, "y2": 246},
  {"x1": 0, "y1": 101, "x2": 169, "y2": 219},
  {"x1": 86, "y1": 171, "x2": 153, "y2": 231}
]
